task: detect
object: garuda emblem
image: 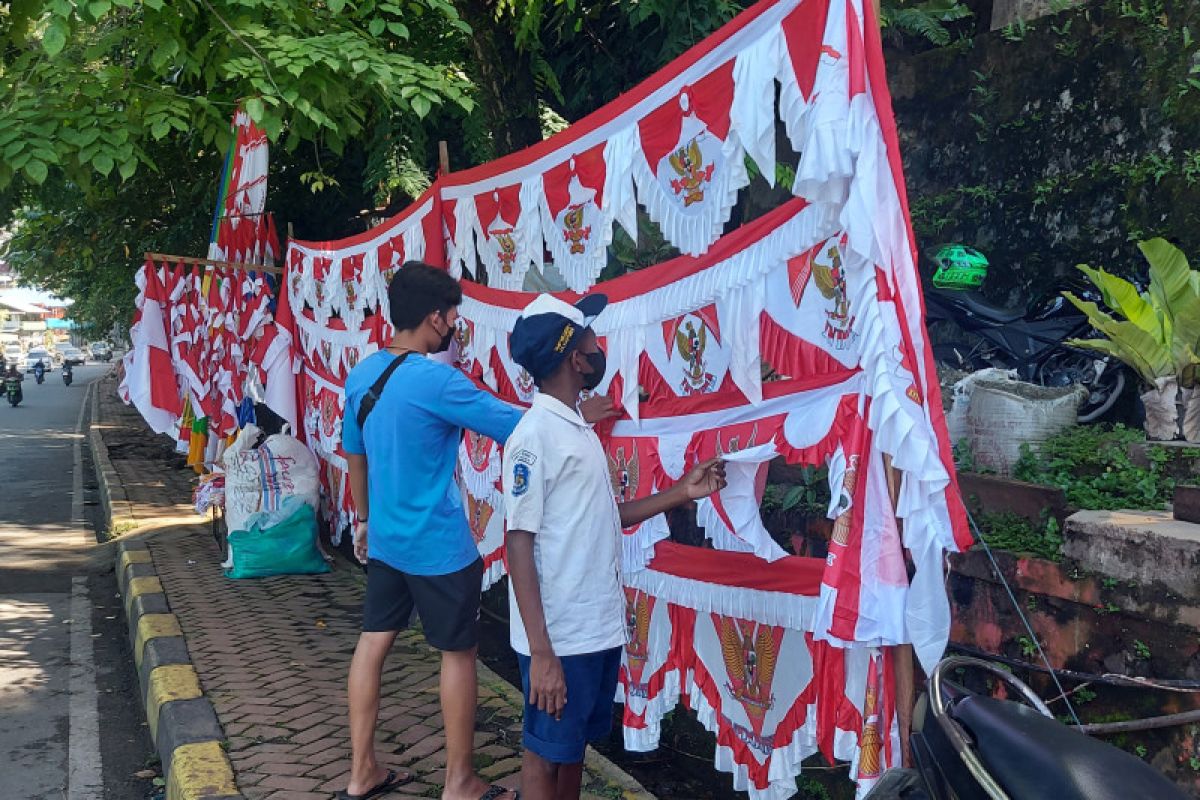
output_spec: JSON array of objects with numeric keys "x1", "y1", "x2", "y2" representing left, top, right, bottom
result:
[
  {"x1": 675, "y1": 319, "x2": 716, "y2": 394},
  {"x1": 813, "y1": 245, "x2": 855, "y2": 349},
  {"x1": 466, "y1": 494, "x2": 494, "y2": 544},
  {"x1": 623, "y1": 588, "x2": 653, "y2": 681},
  {"x1": 465, "y1": 430, "x2": 491, "y2": 472},
  {"x1": 515, "y1": 367, "x2": 535, "y2": 399},
  {"x1": 493, "y1": 228, "x2": 518, "y2": 274},
  {"x1": 668, "y1": 137, "x2": 715, "y2": 207},
  {"x1": 607, "y1": 445, "x2": 640, "y2": 502},
  {"x1": 718, "y1": 617, "x2": 779, "y2": 731},
  {"x1": 561, "y1": 205, "x2": 592, "y2": 255}
]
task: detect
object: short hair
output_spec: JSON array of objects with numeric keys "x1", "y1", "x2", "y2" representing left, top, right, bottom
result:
[{"x1": 387, "y1": 261, "x2": 462, "y2": 331}]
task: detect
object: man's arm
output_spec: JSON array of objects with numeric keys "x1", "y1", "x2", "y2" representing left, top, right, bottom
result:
[
  {"x1": 506, "y1": 529, "x2": 567, "y2": 719},
  {"x1": 346, "y1": 452, "x2": 370, "y2": 564},
  {"x1": 618, "y1": 457, "x2": 726, "y2": 529}
]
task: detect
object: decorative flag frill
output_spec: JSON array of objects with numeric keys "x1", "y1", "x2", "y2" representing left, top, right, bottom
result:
[
  {"x1": 618, "y1": 545, "x2": 901, "y2": 800},
  {"x1": 120, "y1": 259, "x2": 295, "y2": 461},
  {"x1": 437, "y1": 0, "x2": 854, "y2": 291},
  {"x1": 208, "y1": 109, "x2": 279, "y2": 266}
]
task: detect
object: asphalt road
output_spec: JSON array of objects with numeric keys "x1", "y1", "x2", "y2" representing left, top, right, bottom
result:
[{"x1": 0, "y1": 364, "x2": 158, "y2": 799}]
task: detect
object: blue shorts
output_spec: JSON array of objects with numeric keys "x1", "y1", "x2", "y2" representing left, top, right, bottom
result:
[{"x1": 517, "y1": 647, "x2": 621, "y2": 764}]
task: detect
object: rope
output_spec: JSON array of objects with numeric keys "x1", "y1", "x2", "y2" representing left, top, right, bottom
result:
[{"x1": 966, "y1": 509, "x2": 1083, "y2": 727}]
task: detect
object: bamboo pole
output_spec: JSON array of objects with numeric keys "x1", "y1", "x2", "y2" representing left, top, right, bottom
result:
[
  {"x1": 882, "y1": 453, "x2": 916, "y2": 768},
  {"x1": 144, "y1": 252, "x2": 283, "y2": 275}
]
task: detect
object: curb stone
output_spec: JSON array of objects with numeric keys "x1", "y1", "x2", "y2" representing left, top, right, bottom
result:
[
  {"x1": 115, "y1": 538, "x2": 241, "y2": 799},
  {"x1": 94, "y1": 378, "x2": 242, "y2": 800}
]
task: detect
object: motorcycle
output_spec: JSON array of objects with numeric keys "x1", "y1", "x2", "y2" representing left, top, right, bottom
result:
[
  {"x1": 62, "y1": 363, "x2": 73, "y2": 386},
  {"x1": 923, "y1": 246, "x2": 1126, "y2": 424},
  {"x1": 33, "y1": 360, "x2": 45, "y2": 384},
  {"x1": 864, "y1": 656, "x2": 1187, "y2": 800},
  {"x1": 5, "y1": 376, "x2": 22, "y2": 407}
]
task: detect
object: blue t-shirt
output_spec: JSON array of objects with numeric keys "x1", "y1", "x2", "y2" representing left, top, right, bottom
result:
[{"x1": 342, "y1": 352, "x2": 521, "y2": 575}]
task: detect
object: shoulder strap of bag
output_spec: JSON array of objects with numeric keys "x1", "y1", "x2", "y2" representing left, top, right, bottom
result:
[{"x1": 356, "y1": 351, "x2": 410, "y2": 430}]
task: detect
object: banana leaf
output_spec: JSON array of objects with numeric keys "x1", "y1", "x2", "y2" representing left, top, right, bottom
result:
[
  {"x1": 1142, "y1": 238, "x2": 1193, "y2": 345},
  {"x1": 1064, "y1": 292, "x2": 1172, "y2": 385},
  {"x1": 1075, "y1": 263, "x2": 1162, "y2": 339}
]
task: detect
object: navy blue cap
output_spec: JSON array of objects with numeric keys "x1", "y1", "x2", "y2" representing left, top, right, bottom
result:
[{"x1": 510, "y1": 293, "x2": 608, "y2": 380}]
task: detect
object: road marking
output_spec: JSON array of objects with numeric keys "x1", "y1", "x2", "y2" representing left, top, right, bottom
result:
[{"x1": 68, "y1": 576, "x2": 103, "y2": 800}]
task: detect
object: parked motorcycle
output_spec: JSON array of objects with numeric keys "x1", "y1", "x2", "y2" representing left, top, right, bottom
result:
[
  {"x1": 62, "y1": 362, "x2": 73, "y2": 386},
  {"x1": 5, "y1": 376, "x2": 22, "y2": 407},
  {"x1": 924, "y1": 245, "x2": 1127, "y2": 424},
  {"x1": 865, "y1": 656, "x2": 1187, "y2": 800}
]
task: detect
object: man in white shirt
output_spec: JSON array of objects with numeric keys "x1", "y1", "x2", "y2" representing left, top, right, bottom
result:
[{"x1": 503, "y1": 293, "x2": 726, "y2": 800}]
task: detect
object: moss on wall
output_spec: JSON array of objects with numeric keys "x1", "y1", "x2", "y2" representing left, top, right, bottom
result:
[{"x1": 890, "y1": 0, "x2": 1200, "y2": 302}]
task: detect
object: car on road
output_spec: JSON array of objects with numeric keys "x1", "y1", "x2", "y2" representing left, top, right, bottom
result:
[
  {"x1": 58, "y1": 346, "x2": 85, "y2": 366},
  {"x1": 89, "y1": 341, "x2": 113, "y2": 361},
  {"x1": 24, "y1": 347, "x2": 55, "y2": 372},
  {"x1": 3, "y1": 344, "x2": 21, "y2": 369}
]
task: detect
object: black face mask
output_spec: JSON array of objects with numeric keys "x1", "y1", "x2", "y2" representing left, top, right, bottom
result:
[
  {"x1": 580, "y1": 347, "x2": 606, "y2": 390},
  {"x1": 434, "y1": 314, "x2": 455, "y2": 353}
]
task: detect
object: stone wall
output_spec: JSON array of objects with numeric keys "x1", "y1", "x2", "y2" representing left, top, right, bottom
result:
[{"x1": 888, "y1": 0, "x2": 1200, "y2": 304}]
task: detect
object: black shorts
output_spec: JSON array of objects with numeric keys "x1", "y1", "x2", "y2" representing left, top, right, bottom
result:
[{"x1": 363, "y1": 557, "x2": 483, "y2": 652}]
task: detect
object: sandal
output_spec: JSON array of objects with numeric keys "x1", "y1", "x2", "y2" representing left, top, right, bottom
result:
[
  {"x1": 335, "y1": 769, "x2": 411, "y2": 800},
  {"x1": 479, "y1": 786, "x2": 519, "y2": 800}
]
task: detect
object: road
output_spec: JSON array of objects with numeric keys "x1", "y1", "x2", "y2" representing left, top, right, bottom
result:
[{"x1": 0, "y1": 363, "x2": 156, "y2": 799}]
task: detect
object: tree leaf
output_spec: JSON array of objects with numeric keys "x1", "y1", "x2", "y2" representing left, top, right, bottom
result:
[
  {"x1": 43, "y1": 22, "x2": 68, "y2": 56},
  {"x1": 93, "y1": 153, "x2": 115, "y2": 176},
  {"x1": 118, "y1": 159, "x2": 138, "y2": 180},
  {"x1": 387, "y1": 21, "x2": 409, "y2": 38},
  {"x1": 24, "y1": 160, "x2": 48, "y2": 185},
  {"x1": 369, "y1": 18, "x2": 386, "y2": 36},
  {"x1": 411, "y1": 94, "x2": 431, "y2": 118},
  {"x1": 244, "y1": 97, "x2": 265, "y2": 122}
]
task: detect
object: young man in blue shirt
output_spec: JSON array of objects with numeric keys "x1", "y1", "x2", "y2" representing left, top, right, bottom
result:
[
  {"x1": 339, "y1": 263, "x2": 526, "y2": 800},
  {"x1": 503, "y1": 294, "x2": 726, "y2": 800}
]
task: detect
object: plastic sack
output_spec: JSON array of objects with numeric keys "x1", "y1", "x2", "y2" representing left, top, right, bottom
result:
[
  {"x1": 221, "y1": 424, "x2": 320, "y2": 534},
  {"x1": 945, "y1": 368, "x2": 1017, "y2": 446},
  {"x1": 224, "y1": 497, "x2": 330, "y2": 580},
  {"x1": 965, "y1": 376, "x2": 1086, "y2": 474}
]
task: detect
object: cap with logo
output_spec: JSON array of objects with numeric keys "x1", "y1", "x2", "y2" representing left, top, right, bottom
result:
[{"x1": 509, "y1": 293, "x2": 608, "y2": 380}]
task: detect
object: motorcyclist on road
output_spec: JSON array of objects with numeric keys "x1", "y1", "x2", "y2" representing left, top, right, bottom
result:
[
  {"x1": 5, "y1": 364, "x2": 23, "y2": 404},
  {"x1": 62, "y1": 361, "x2": 73, "y2": 386},
  {"x1": 32, "y1": 359, "x2": 45, "y2": 383}
]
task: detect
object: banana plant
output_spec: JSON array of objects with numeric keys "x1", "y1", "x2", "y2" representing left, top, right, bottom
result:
[{"x1": 1063, "y1": 239, "x2": 1200, "y2": 389}]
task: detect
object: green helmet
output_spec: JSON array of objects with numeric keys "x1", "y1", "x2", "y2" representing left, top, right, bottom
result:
[{"x1": 931, "y1": 244, "x2": 989, "y2": 290}]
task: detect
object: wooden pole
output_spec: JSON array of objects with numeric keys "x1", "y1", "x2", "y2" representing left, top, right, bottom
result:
[
  {"x1": 438, "y1": 140, "x2": 450, "y2": 176},
  {"x1": 144, "y1": 252, "x2": 283, "y2": 275},
  {"x1": 882, "y1": 453, "x2": 916, "y2": 768}
]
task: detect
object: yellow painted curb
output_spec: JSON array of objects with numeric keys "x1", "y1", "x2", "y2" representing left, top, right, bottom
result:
[
  {"x1": 135, "y1": 614, "x2": 183, "y2": 669},
  {"x1": 125, "y1": 576, "x2": 164, "y2": 616},
  {"x1": 147, "y1": 664, "x2": 203, "y2": 743},
  {"x1": 166, "y1": 741, "x2": 239, "y2": 800},
  {"x1": 119, "y1": 549, "x2": 153, "y2": 573}
]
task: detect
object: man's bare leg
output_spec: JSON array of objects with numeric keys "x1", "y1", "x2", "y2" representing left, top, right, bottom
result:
[
  {"x1": 518, "y1": 749, "x2": 559, "y2": 800},
  {"x1": 440, "y1": 647, "x2": 516, "y2": 800},
  {"x1": 347, "y1": 630, "x2": 403, "y2": 794},
  {"x1": 554, "y1": 761, "x2": 585, "y2": 799}
]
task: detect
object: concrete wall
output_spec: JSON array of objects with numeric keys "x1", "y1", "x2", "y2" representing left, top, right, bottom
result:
[{"x1": 889, "y1": 1, "x2": 1200, "y2": 304}]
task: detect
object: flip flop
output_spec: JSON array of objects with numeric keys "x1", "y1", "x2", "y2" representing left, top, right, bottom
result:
[
  {"x1": 335, "y1": 769, "x2": 411, "y2": 800},
  {"x1": 479, "y1": 786, "x2": 519, "y2": 800}
]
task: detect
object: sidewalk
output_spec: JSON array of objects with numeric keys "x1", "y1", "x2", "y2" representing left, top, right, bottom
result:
[{"x1": 98, "y1": 378, "x2": 651, "y2": 800}]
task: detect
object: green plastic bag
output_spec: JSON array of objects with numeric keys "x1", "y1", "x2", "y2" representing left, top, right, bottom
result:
[{"x1": 224, "y1": 499, "x2": 330, "y2": 580}]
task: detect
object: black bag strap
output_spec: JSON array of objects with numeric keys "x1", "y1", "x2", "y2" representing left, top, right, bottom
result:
[{"x1": 356, "y1": 351, "x2": 410, "y2": 429}]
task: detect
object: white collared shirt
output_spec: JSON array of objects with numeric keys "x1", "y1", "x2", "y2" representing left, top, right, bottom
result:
[{"x1": 503, "y1": 392, "x2": 625, "y2": 656}]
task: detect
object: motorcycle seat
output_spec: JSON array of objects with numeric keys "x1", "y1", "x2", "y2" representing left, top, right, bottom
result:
[
  {"x1": 951, "y1": 291, "x2": 1026, "y2": 324},
  {"x1": 951, "y1": 694, "x2": 1187, "y2": 799}
]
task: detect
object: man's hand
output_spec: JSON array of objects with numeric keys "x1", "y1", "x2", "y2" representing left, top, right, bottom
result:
[
  {"x1": 680, "y1": 457, "x2": 727, "y2": 500},
  {"x1": 579, "y1": 393, "x2": 618, "y2": 424},
  {"x1": 528, "y1": 652, "x2": 567, "y2": 720},
  {"x1": 353, "y1": 521, "x2": 369, "y2": 565}
]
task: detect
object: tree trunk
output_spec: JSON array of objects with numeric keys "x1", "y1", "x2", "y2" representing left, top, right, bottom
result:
[{"x1": 452, "y1": 0, "x2": 543, "y2": 159}]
